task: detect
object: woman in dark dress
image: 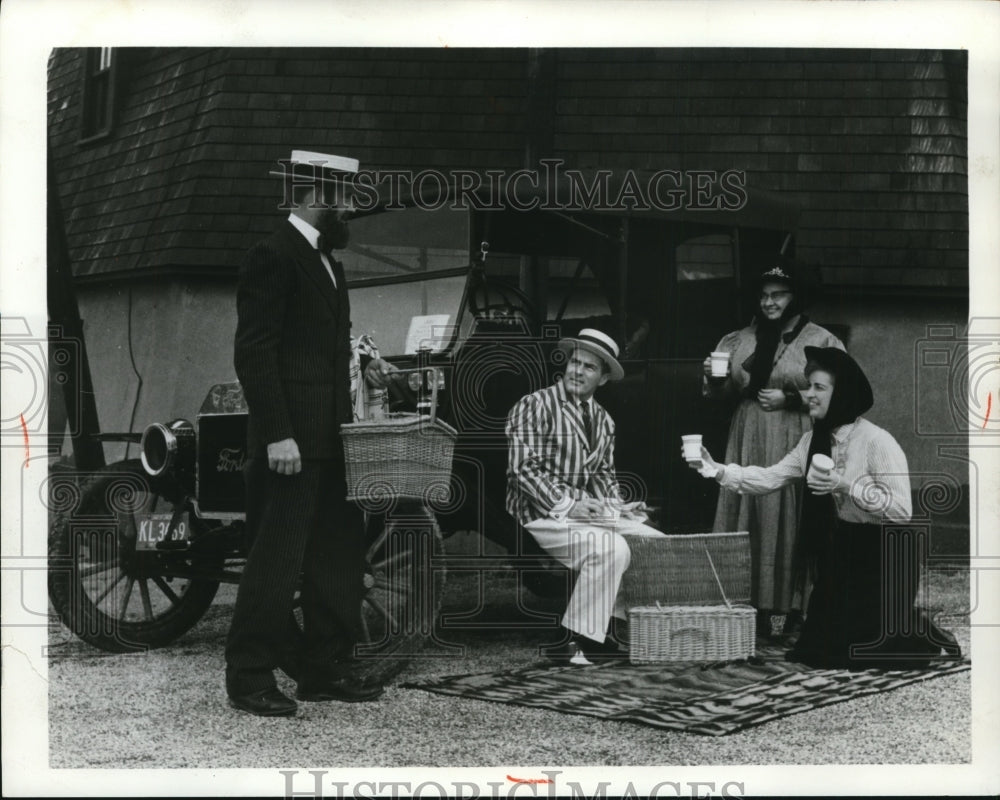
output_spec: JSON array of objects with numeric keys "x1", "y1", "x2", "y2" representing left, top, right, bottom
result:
[
  {"x1": 691, "y1": 347, "x2": 961, "y2": 669},
  {"x1": 702, "y1": 263, "x2": 844, "y2": 636}
]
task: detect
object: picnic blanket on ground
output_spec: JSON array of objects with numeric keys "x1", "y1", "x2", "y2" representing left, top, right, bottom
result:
[{"x1": 400, "y1": 646, "x2": 970, "y2": 736}]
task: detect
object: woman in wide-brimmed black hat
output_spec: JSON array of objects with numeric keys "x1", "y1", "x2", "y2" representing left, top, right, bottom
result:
[
  {"x1": 690, "y1": 347, "x2": 961, "y2": 669},
  {"x1": 702, "y1": 260, "x2": 844, "y2": 637}
]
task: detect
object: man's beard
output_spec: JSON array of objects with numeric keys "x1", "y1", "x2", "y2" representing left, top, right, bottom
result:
[{"x1": 319, "y1": 218, "x2": 350, "y2": 250}]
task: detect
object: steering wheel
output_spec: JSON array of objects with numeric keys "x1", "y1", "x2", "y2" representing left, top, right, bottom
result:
[{"x1": 467, "y1": 271, "x2": 538, "y2": 324}]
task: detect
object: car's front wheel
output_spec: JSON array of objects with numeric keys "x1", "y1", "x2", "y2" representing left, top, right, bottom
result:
[
  {"x1": 47, "y1": 460, "x2": 222, "y2": 653},
  {"x1": 277, "y1": 501, "x2": 446, "y2": 685}
]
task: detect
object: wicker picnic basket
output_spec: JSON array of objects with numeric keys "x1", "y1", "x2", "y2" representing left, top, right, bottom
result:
[
  {"x1": 620, "y1": 532, "x2": 751, "y2": 608},
  {"x1": 628, "y1": 603, "x2": 756, "y2": 663},
  {"x1": 340, "y1": 369, "x2": 457, "y2": 504},
  {"x1": 624, "y1": 532, "x2": 756, "y2": 664}
]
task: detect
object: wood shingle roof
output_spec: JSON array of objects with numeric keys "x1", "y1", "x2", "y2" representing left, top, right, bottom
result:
[{"x1": 48, "y1": 47, "x2": 968, "y2": 289}]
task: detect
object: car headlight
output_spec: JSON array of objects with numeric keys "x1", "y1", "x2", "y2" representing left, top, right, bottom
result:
[
  {"x1": 140, "y1": 419, "x2": 196, "y2": 479},
  {"x1": 407, "y1": 369, "x2": 445, "y2": 392}
]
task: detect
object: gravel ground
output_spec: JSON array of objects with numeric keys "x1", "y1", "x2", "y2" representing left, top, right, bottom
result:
[{"x1": 47, "y1": 567, "x2": 972, "y2": 769}]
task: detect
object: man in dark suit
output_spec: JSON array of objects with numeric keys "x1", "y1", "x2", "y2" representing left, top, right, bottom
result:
[{"x1": 226, "y1": 151, "x2": 393, "y2": 716}]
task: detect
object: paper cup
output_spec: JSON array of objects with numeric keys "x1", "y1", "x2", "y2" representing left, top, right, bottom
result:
[
  {"x1": 807, "y1": 453, "x2": 835, "y2": 481},
  {"x1": 681, "y1": 434, "x2": 703, "y2": 461},
  {"x1": 710, "y1": 351, "x2": 730, "y2": 377}
]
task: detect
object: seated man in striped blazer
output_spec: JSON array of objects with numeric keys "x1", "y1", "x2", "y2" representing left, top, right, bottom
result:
[{"x1": 506, "y1": 328, "x2": 664, "y2": 665}]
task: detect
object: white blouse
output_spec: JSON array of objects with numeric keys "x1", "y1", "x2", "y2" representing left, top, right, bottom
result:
[{"x1": 717, "y1": 418, "x2": 912, "y2": 523}]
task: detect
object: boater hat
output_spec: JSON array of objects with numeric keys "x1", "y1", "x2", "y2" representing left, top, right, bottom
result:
[
  {"x1": 269, "y1": 150, "x2": 360, "y2": 184},
  {"x1": 557, "y1": 328, "x2": 625, "y2": 381}
]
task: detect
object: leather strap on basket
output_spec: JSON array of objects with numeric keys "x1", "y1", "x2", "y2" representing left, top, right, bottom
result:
[
  {"x1": 704, "y1": 546, "x2": 733, "y2": 610},
  {"x1": 651, "y1": 548, "x2": 733, "y2": 611}
]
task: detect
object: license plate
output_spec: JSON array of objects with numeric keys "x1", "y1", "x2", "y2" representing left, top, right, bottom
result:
[{"x1": 135, "y1": 512, "x2": 191, "y2": 551}]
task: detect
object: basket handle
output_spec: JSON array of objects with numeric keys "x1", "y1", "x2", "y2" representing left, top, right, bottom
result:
[
  {"x1": 704, "y1": 547, "x2": 733, "y2": 610},
  {"x1": 393, "y1": 367, "x2": 442, "y2": 424},
  {"x1": 672, "y1": 627, "x2": 712, "y2": 640}
]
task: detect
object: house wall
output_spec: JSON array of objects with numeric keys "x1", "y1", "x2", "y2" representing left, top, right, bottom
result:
[
  {"x1": 48, "y1": 47, "x2": 967, "y2": 288},
  {"x1": 75, "y1": 279, "x2": 238, "y2": 463},
  {"x1": 811, "y1": 294, "x2": 969, "y2": 490}
]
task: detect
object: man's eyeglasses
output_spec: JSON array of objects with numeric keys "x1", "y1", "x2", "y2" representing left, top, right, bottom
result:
[{"x1": 759, "y1": 290, "x2": 792, "y2": 302}]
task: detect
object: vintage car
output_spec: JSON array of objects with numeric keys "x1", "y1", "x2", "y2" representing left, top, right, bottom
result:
[{"x1": 48, "y1": 170, "x2": 799, "y2": 671}]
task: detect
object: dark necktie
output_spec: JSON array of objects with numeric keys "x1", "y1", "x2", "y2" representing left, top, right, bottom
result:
[
  {"x1": 580, "y1": 401, "x2": 593, "y2": 448},
  {"x1": 316, "y1": 234, "x2": 330, "y2": 257},
  {"x1": 315, "y1": 235, "x2": 338, "y2": 288}
]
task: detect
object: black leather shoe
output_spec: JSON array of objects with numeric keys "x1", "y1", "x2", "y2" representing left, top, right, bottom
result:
[
  {"x1": 296, "y1": 675, "x2": 385, "y2": 703},
  {"x1": 581, "y1": 636, "x2": 629, "y2": 664},
  {"x1": 934, "y1": 627, "x2": 963, "y2": 659},
  {"x1": 228, "y1": 687, "x2": 297, "y2": 717}
]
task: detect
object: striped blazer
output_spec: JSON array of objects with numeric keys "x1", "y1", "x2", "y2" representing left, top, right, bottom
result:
[{"x1": 506, "y1": 380, "x2": 620, "y2": 526}]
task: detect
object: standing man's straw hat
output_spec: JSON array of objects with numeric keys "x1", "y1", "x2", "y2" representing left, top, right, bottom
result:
[{"x1": 269, "y1": 150, "x2": 360, "y2": 184}]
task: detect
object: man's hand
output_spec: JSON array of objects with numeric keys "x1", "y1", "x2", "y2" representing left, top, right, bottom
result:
[
  {"x1": 756, "y1": 388, "x2": 786, "y2": 412},
  {"x1": 267, "y1": 437, "x2": 301, "y2": 475},
  {"x1": 567, "y1": 498, "x2": 608, "y2": 520},
  {"x1": 618, "y1": 500, "x2": 650, "y2": 522},
  {"x1": 364, "y1": 357, "x2": 397, "y2": 389}
]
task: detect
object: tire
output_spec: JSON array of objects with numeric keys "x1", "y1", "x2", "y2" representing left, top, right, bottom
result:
[
  {"x1": 47, "y1": 460, "x2": 222, "y2": 653},
  {"x1": 278, "y1": 502, "x2": 445, "y2": 685}
]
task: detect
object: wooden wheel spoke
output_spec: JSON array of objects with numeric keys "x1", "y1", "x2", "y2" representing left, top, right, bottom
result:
[
  {"x1": 365, "y1": 523, "x2": 392, "y2": 562},
  {"x1": 138, "y1": 580, "x2": 154, "y2": 620},
  {"x1": 373, "y1": 576, "x2": 413, "y2": 597},
  {"x1": 120, "y1": 511, "x2": 138, "y2": 543},
  {"x1": 377, "y1": 549, "x2": 417, "y2": 571},
  {"x1": 151, "y1": 575, "x2": 180, "y2": 606},
  {"x1": 79, "y1": 560, "x2": 121, "y2": 579},
  {"x1": 93, "y1": 571, "x2": 126, "y2": 606},
  {"x1": 118, "y1": 578, "x2": 136, "y2": 618},
  {"x1": 359, "y1": 609, "x2": 373, "y2": 643},
  {"x1": 364, "y1": 594, "x2": 398, "y2": 630},
  {"x1": 48, "y1": 461, "x2": 225, "y2": 653}
]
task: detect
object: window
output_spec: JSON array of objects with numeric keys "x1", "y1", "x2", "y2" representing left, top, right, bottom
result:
[
  {"x1": 342, "y1": 205, "x2": 472, "y2": 355},
  {"x1": 672, "y1": 232, "x2": 739, "y2": 357},
  {"x1": 545, "y1": 257, "x2": 611, "y2": 322},
  {"x1": 340, "y1": 205, "x2": 470, "y2": 283},
  {"x1": 79, "y1": 47, "x2": 117, "y2": 141},
  {"x1": 675, "y1": 233, "x2": 734, "y2": 281}
]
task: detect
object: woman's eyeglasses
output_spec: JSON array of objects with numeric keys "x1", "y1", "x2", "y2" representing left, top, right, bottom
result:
[{"x1": 759, "y1": 290, "x2": 792, "y2": 302}]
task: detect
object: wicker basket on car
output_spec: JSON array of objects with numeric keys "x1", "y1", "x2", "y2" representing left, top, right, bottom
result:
[
  {"x1": 623, "y1": 532, "x2": 756, "y2": 663},
  {"x1": 340, "y1": 369, "x2": 457, "y2": 504}
]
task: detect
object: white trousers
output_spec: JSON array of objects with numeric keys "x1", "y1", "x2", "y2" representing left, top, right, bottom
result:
[{"x1": 525, "y1": 517, "x2": 665, "y2": 643}]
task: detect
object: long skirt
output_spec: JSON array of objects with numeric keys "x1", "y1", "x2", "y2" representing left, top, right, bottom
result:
[
  {"x1": 714, "y1": 399, "x2": 811, "y2": 612},
  {"x1": 787, "y1": 519, "x2": 950, "y2": 670}
]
